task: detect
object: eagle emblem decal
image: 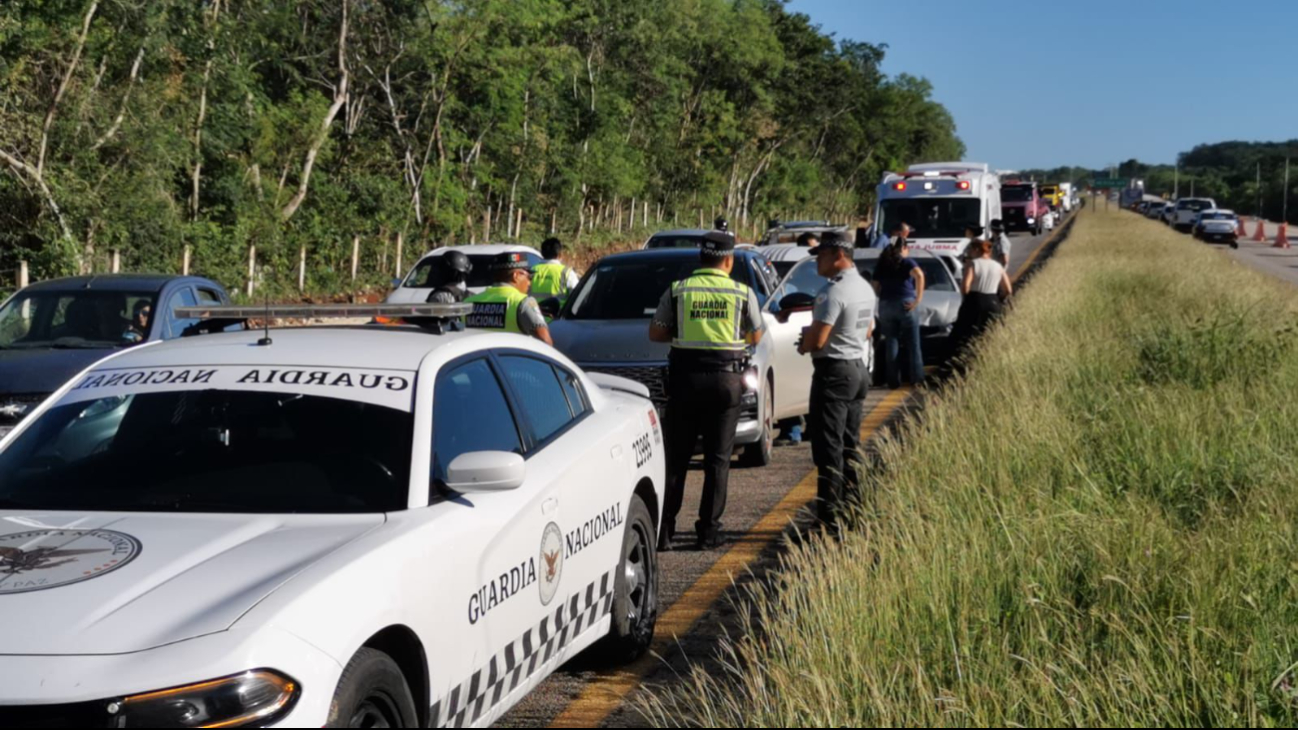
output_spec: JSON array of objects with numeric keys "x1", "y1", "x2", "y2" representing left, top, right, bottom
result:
[
  {"x1": 0, "y1": 529, "x2": 141, "y2": 595},
  {"x1": 538, "y1": 523, "x2": 564, "y2": 607}
]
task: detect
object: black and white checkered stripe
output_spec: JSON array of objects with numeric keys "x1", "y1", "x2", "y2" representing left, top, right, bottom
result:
[{"x1": 430, "y1": 571, "x2": 615, "y2": 728}]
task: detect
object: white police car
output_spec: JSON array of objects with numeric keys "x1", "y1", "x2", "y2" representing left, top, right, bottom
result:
[{"x1": 0, "y1": 304, "x2": 665, "y2": 728}]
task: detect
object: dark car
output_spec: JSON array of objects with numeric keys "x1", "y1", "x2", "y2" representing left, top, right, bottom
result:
[
  {"x1": 0, "y1": 275, "x2": 234, "y2": 437},
  {"x1": 548, "y1": 247, "x2": 782, "y2": 466}
]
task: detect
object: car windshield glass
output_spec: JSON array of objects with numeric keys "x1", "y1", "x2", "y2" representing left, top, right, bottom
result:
[
  {"x1": 0, "y1": 390, "x2": 412, "y2": 513},
  {"x1": 0, "y1": 291, "x2": 156, "y2": 349},
  {"x1": 566, "y1": 257, "x2": 747, "y2": 320},
  {"x1": 405, "y1": 253, "x2": 538, "y2": 289},
  {"x1": 1000, "y1": 186, "x2": 1033, "y2": 202},
  {"x1": 1179, "y1": 200, "x2": 1212, "y2": 211},
  {"x1": 856, "y1": 257, "x2": 957, "y2": 292},
  {"x1": 879, "y1": 198, "x2": 982, "y2": 240},
  {"x1": 771, "y1": 260, "x2": 800, "y2": 279},
  {"x1": 645, "y1": 236, "x2": 706, "y2": 249}
]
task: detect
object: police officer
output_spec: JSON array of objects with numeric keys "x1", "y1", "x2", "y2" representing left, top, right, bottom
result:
[
  {"x1": 649, "y1": 232, "x2": 765, "y2": 551},
  {"x1": 425, "y1": 250, "x2": 472, "y2": 304},
  {"x1": 714, "y1": 216, "x2": 729, "y2": 233},
  {"x1": 465, "y1": 252, "x2": 553, "y2": 345},
  {"x1": 988, "y1": 219, "x2": 1012, "y2": 268},
  {"x1": 797, "y1": 230, "x2": 876, "y2": 530},
  {"x1": 530, "y1": 238, "x2": 580, "y2": 305}
]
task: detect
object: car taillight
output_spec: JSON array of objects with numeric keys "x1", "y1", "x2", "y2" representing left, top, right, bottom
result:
[
  {"x1": 957, "y1": 181, "x2": 971, "y2": 191},
  {"x1": 892, "y1": 182, "x2": 907, "y2": 191}
]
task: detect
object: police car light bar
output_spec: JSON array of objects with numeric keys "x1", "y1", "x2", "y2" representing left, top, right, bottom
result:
[{"x1": 175, "y1": 303, "x2": 474, "y2": 320}]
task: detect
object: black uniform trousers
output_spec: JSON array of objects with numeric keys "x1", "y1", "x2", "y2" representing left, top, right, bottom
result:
[
  {"x1": 662, "y1": 366, "x2": 744, "y2": 544},
  {"x1": 809, "y1": 357, "x2": 868, "y2": 525}
]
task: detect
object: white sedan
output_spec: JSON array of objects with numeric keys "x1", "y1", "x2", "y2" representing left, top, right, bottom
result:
[
  {"x1": 387, "y1": 244, "x2": 544, "y2": 302},
  {"x1": 0, "y1": 305, "x2": 664, "y2": 728}
]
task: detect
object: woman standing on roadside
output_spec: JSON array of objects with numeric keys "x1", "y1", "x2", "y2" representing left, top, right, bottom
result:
[
  {"x1": 953, "y1": 239, "x2": 1013, "y2": 350},
  {"x1": 873, "y1": 238, "x2": 926, "y2": 388}
]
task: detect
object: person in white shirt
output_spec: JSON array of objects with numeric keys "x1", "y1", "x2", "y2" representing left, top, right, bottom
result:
[{"x1": 952, "y1": 239, "x2": 1013, "y2": 351}]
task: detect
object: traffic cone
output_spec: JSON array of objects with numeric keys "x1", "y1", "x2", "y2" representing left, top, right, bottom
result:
[
  {"x1": 1275, "y1": 222, "x2": 1291, "y2": 249},
  {"x1": 1253, "y1": 219, "x2": 1268, "y2": 242},
  {"x1": 1238, "y1": 217, "x2": 1248, "y2": 239}
]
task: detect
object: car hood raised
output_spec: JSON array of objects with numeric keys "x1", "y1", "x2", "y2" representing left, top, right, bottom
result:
[
  {"x1": 0, "y1": 511, "x2": 383, "y2": 655},
  {"x1": 549, "y1": 319, "x2": 670, "y2": 364},
  {"x1": 0, "y1": 348, "x2": 111, "y2": 396}
]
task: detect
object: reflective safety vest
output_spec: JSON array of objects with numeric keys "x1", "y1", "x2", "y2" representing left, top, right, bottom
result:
[
  {"x1": 531, "y1": 261, "x2": 573, "y2": 301},
  {"x1": 670, "y1": 269, "x2": 749, "y2": 352},
  {"x1": 465, "y1": 286, "x2": 528, "y2": 334}
]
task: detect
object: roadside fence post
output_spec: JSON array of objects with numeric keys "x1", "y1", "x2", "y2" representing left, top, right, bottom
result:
[
  {"x1": 246, "y1": 245, "x2": 256, "y2": 298},
  {"x1": 111, "y1": 250, "x2": 121, "y2": 274},
  {"x1": 182, "y1": 246, "x2": 192, "y2": 276},
  {"x1": 394, "y1": 232, "x2": 404, "y2": 277},
  {"x1": 351, "y1": 235, "x2": 360, "y2": 283},
  {"x1": 298, "y1": 245, "x2": 307, "y2": 292},
  {"x1": 19, "y1": 260, "x2": 29, "y2": 289}
]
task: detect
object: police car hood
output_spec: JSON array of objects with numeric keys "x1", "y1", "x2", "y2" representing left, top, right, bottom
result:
[
  {"x1": 549, "y1": 319, "x2": 670, "y2": 365},
  {"x1": 0, "y1": 511, "x2": 383, "y2": 655}
]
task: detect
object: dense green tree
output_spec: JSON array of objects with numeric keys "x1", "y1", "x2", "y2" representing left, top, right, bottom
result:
[{"x1": 0, "y1": 0, "x2": 965, "y2": 297}]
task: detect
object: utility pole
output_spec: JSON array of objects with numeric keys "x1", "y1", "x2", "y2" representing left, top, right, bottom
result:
[
  {"x1": 1285, "y1": 157, "x2": 1291, "y2": 225},
  {"x1": 1257, "y1": 161, "x2": 1263, "y2": 219},
  {"x1": 1174, "y1": 162, "x2": 1179, "y2": 199},
  {"x1": 1190, "y1": 178, "x2": 1195, "y2": 197}
]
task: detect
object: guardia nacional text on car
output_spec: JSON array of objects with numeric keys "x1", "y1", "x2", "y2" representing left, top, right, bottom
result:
[{"x1": 0, "y1": 303, "x2": 665, "y2": 728}]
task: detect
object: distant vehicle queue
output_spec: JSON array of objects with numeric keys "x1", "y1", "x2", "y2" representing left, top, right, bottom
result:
[
  {"x1": 1130, "y1": 195, "x2": 1240, "y2": 247},
  {"x1": 0, "y1": 160, "x2": 1072, "y2": 728}
]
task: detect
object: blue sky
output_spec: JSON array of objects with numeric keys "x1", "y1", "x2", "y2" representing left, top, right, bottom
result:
[{"x1": 788, "y1": 0, "x2": 1298, "y2": 170}]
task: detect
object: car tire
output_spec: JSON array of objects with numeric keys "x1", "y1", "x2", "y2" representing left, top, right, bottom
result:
[
  {"x1": 592, "y1": 494, "x2": 659, "y2": 663},
  {"x1": 739, "y1": 383, "x2": 774, "y2": 468},
  {"x1": 325, "y1": 648, "x2": 419, "y2": 729}
]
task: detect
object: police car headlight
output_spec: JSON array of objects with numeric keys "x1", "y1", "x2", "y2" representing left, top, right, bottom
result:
[
  {"x1": 742, "y1": 368, "x2": 760, "y2": 392},
  {"x1": 109, "y1": 670, "x2": 299, "y2": 728}
]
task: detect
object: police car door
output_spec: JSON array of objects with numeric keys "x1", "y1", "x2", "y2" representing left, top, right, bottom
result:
[
  {"x1": 764, "y1": 265, "x2": 818, "y2": 418},
  {"x1": 493, "y1": 351, "x2": 626, "y2": 667},
  {"x1": 430, "y1": 355, "x2": 558, "y2": 726}
]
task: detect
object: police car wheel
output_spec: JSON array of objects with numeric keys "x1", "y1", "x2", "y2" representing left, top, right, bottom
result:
[
  {"x1": 739, "y1": 384, "x2": 774, "y2": 468},
  {"x1": 326, "y1": 647, "x2": 419, "y2": 729},
  {"x1": 593, "y1": 494, "x2": 658, "y2": 663}
]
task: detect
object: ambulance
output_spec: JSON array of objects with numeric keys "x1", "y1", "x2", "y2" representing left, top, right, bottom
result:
[{"x1": 874, "y1": 162, "x2": 1002, "y2": 275}]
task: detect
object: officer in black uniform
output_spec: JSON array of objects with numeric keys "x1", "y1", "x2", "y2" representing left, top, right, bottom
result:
[
  {"x1": 425, "y1": 250, "x2": 472, "y2": 304},
  {"x1": 649, "y1": 232, "x2": 766, "y2": 550}
]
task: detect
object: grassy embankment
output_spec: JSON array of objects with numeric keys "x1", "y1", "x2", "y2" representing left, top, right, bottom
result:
[{"x1": 642, "y1": 209, "x2": 1298, "y2": 726}]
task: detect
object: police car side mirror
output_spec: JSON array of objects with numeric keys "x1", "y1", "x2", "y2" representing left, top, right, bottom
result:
[
  {"x1": 391, "y1": 278, "x2": 403, "y2": 289},
  {"x1": 778, "y1": 292, "x2": 816, "y2": 314},
  {"x1": 445, "y1": 451, "x2": 526, "y2": 493},
  {"x1": 538, "y1": 297, "x2": 562, "y2": 319}
]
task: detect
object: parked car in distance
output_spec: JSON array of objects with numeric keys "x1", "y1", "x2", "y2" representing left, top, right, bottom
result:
[
  {"x1": 1172, "y1": 198, "x2": 1218, "y2": 232},
  {"x1": 756, "y1": 244, "x2": 814, "y2": 280},
  {"x1": 641, "y1": 229, "x2": 737, "y2": 249},
  {"x1": 758, "y1": 222, "x2": 849, "y2": 247},
  {"x1": 1193, "y1": 209, "x2": 1240, "y2": 244},
  {"x1": 0, "y1": 274, "x2": 234, "y2": 439},
  {"x1": 1161, "y1": 202, "x2": 1177, "y2": 224},
  {"x1": 387, "y1": 244, "x2": 544, "y2": 302}
]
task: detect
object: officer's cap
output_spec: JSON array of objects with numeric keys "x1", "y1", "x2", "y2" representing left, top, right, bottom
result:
[
  {"x1": 701, "y1": 231, "x2": 736, "y2": 255},
  {"x1": 989, "y1": 219, "x2": 1006, "y2": 233},
  {"x1": 817, "y1": 230, "x2": 854, "y2": 252},
  {"x1": 490, "y1": 252, "x2": 533, "y2": 271}
]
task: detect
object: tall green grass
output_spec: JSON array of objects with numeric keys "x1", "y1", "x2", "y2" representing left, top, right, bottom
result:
[{"x1": 641, "y1": 210, "x2": 1298, "y2": 727}]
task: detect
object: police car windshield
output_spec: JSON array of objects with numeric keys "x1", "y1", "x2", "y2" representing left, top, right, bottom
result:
[
  {"x1": 644, "y1": 236, "x2": 707, "y2": 249},
  {"x1": 879, "y1": 199, "x2": 982, "y2": 240},
  {"x1": 406, "y1": 253, "x2": 540, "y2": 289},
  {"x1": 0, "y1": 391, "x2": 413, "y2": 513},
  {"x1": 1000, "y1": 186, "x2": 1034, "y2": 202},
  {"x1": 566, "y1": 257, "x2": 748, "y2": 320},
  {"x1": 0, "y1": 290, "x2": 156, "y2": 349}
]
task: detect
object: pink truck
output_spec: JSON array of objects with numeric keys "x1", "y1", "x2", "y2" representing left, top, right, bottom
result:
[{"x1": 1000, "y1": 181, "x2": 1049, "y2": 235}]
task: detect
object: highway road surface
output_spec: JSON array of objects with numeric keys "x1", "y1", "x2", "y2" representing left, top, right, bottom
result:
[{"x1": 495, "y1": 220, "x2": 1070, "y2": 728}]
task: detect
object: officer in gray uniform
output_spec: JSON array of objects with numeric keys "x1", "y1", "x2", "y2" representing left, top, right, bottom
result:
[{"x1": 797, "y1": 230, "x2": 877, "y2": 528}]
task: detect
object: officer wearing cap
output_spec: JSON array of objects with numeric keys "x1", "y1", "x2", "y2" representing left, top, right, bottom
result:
[
  {"x1": 531, "y1": 238, "x2": 580, "y2": 305},
  {"x1": 425, "y1": 250, "x2": 472, "y2": 304},
  {"x1": 796, "y1": 230, "x2": 876, "y2": 531},
  {"x1": 649, "y1": 231, "x2": 765, "y2": 551},
  {"x1": 465, "y1": 252, "x2": 553, "y2": 345},
  {"x1": 988, "y1": 219, "x2": 1012, "y2": 268}
]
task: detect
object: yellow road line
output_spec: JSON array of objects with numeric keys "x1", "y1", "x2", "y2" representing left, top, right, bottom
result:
[
  {"x1": 548, "y1": 387, "x2": 913, "y2": 728},
  {"x1": 549, "y1": 226, "x2": 1067, "y2": 727}
]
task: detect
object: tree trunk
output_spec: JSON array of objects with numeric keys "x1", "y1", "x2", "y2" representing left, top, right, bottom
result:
[
  {"x1": 38, "y1": 0, "x2": 100, "y2": 178},
  {"x1": 280, "y1": 1, "x2": 350, "y2": 222}
]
